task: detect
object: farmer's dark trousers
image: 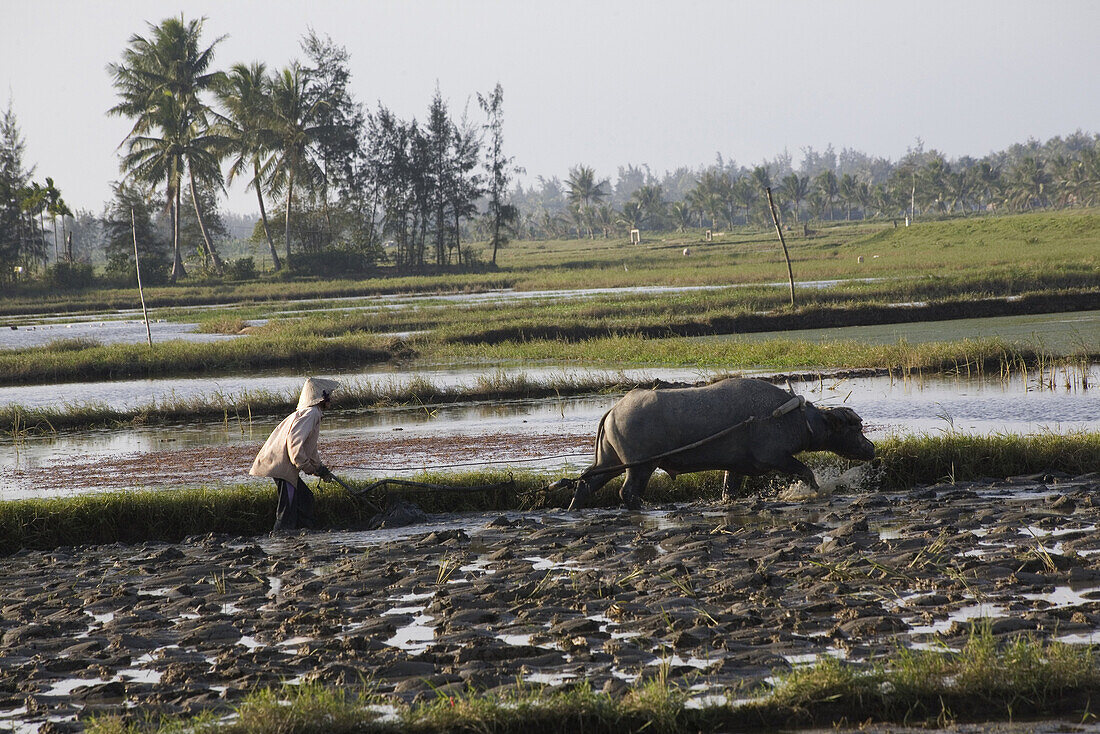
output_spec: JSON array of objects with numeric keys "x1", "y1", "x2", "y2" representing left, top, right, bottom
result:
[{"x1": 273, "y1": 478, "x2": 315, "y2": 531}]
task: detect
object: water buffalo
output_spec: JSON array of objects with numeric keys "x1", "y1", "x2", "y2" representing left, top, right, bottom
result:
[{"x1": 564, "y1": 377, "x2": 874, "y2": 510}]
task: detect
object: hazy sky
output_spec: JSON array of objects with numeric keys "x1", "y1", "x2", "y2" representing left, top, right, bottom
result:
[{"x1": 3, "y1": 0, "x2": 1099, "y2": 214}]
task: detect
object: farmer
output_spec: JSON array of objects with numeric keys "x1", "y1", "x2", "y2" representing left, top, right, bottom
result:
[{"x1": 250, "y1": 377, "x2": 339, "y2": 531}]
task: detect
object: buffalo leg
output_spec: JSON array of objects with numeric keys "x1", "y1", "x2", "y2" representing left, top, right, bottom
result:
[
  {"x1": 772, "y1": 456, "x2": 818, "y2": 489},
  {"x1": 567, "y1": 469, "x2": 619, "y2": 511},
  {"x1": 619, "y1": 466, "x2": 655, "y2": 511},
  {"x1": 721, "y1": 472, "x2": 744, "y2": 502}
]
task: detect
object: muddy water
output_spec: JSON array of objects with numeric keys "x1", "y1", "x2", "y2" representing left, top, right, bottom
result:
[
  {"x1": 0, "y1": 318, "x2": 240, "y2": 350},
  {"x1": 0, "y1": 278, "x2": 881, "y2": 345},
  {"x1": 4, "y1": 473, "x2": 1100, "y2": 732},
  {"x1": 0, "y1": 366, "x2": 717, "y2": 411},
  {"x1": 702, "y1": 308, "x2": 1100, "y2": 353},
  {"x1": 4, "y1": 369, "x2": 1098, "y2": 499}
]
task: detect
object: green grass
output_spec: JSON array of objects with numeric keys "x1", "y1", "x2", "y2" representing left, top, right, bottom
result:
[
  {"x1": 1, "y1": 209, "x2": 1097, "y2": 387},
  {"x1": 3, "y1": 432, "x2": 1099, "y2": 555},
  {"x1": 1, "y1": 338, "x2": 1092, "y2": 435},
  {"x1": 85, "y1": 629, "x2": 1100, "y2": 733},
  {"x1": 0, "y1": 332, "x2": 403, "y2": 387}
]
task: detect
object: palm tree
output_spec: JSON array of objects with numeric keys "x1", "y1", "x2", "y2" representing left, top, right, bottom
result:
[
  {"x1": 631, "y1": 184, "x2": 665, "y2": 229},
  {"x1": 750, "y1": 166, "x2": 771, "y2": 191},
  {"x1": 108, "y1": 15, "x2": 226, "y2": 280},
  {"x1": 593, "y1": 204, "x2": 615, "y2": 238},
  {"x1": 617, "y1": 201, "x2": 643, "y2": 232},
  {"x1": 837, "y1": 173, "x2": 860, "y2": 220},
  {"x1": 813, "y1": 170, "x2": 838, "y2": 221},
  {"x1": 266, "y1": 63, "x2": 328, "y2": 270},
  {"x1": 216, "y1": 62, "x2": 281, "y2": 271},
  {"x1": 733, "y1": 178, "x2": 759, "y2": 225},
  {"x1": 778, "y1": 174, "x2": 809, "y2": 223},
  {"x1": 1006, "y1": 157, "x2": 1050, "y2": 211},
  {"x1": 668, "y1": 201, "x2": 692, "y2": 233},
  {"x1": 566, "y1": 165, "x2": 607, "y2": 236},
  {"x1": 965, "y1": 160, "x2": 1000, "y2": 211},
  {"x1": 688, "y1": 170, "x2": 724, "y2": 229}
]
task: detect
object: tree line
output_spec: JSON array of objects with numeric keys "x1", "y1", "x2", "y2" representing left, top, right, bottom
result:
[
  {"x1": 512, "y1": 134, "x2": 1100, "y2": 239},
  {"x1": 0, "y1": 15, "x2": 518, "y2": 286},
  {"x1": 2, "y1": 14, "x2": 1100, "y2": 288}
]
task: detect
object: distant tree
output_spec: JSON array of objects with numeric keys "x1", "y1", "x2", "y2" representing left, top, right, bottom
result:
[
  {"x1": 668, "y1": 200, "x2": 692, "y2": 233},
  {"x1": 689, "y1": 170, "x2": 728, "y2": 229},
  {"x1": 778, "y1": 173, "x2": 809, "y2": 223},
  {"x1": 424, "y1": 88, "x2": 455, "y2": 266},
  {"x1": 445, "y1": 119, "x2": 483, "y2": 264},
  {"x1": 179, "y1": 179, "x2": 229, "y2": 269},
  {"x1": 366, "y1": 105, "x2": 416, "y2": 268},
  {"x1": 300, "y1": 31, "x2": 364, "y2": 219},
  {"x1": 1006, "y1": 156, "x2": 1051, "y2": 211},
  {"x1": 965, "y1": 160, "x2": 1000, "y2": 211},
  {"x1": 837, "y1": 173, "x2": 860, "y2": 220},
  {"x1": 478, "y1": 83, "x2": 519, "y2": 263},
  {"x1": 216, "y1": 62, "x2": 282, "y2": 271},
  {"x1": 733, "y1": 177, "x2": 761, "y2": 225},
  {"x1": 631, "y1": 183, "x2": 665, "y2": 229},
  {"x1": 813, "y1": 170, "x2": 838, "y2": 220},
  {"x1": 18, "y1": 181, "x2": 49, "y2": 270},
  {"x1": 0, "y1": 102, "x2": 40, "y2": 279},
  {"x1": 566, "y1": 166, "x2": 608, "y2": 208},
  {"x1": 806, "y1": 190, "x2": 828, "y2": 222},
  {"x1": 267, "y1": 63, "x2": 328, "y2": 270},
  {"x1": 103, "y1": 182, "x2": 171, "y2": 283},
  {"x1": 750, "y1": 166, "x2": 771, "y2": 192},
  {"x1": 108, "y1": 15, "x2": 227, "y2": 280},
  {"x1": 617, "y1": 201, "x2": 643, "y2": 231}
]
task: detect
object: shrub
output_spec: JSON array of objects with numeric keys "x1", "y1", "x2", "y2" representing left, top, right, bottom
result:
[
  {"x1": 43, "y1": 262, "x2": 96, "y2": 290},
  {"x1": 226, "y1": 256, "x2": 257, "y2": 281}
]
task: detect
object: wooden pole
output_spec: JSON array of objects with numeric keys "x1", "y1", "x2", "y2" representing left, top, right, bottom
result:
[
  {"x1": 765, "y1": 187, "x2": 796, "y2": 307},
  {"x1": 132, "y1": 208, "x2": 153, "y2": 348}
]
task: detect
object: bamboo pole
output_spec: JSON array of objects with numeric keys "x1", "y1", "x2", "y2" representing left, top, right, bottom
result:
[
  {"x1": 131, "y1": 208, "x2": 153, "y2": 348},
  {"x1": 765, "y1": 187, "x2": 796, "y2": 307}
]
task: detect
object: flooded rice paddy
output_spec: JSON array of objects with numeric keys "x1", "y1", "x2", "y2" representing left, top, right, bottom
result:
[
  {"x1": 0, "y1": 317, "x2": 240, "y2": 350},
  {"x1": 4, "y1": 365, "x2": 1098, "y2": 500},
  {"x1": 2, "y1": 294, "x2": 1099, "y2": 730},
  {"x1": 0, "y1": 278, "x2": 883, "y2": 349}
]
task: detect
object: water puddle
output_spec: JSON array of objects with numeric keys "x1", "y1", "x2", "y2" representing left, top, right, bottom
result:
[
  {"x1": 907, "y1": 601, "x2": 1009, "y2": 636},
  {"x1": 384, "y1": 609, "x2": 435, "y2": 653},
  {"x1": 524, "y1": 671, "x2": 577, "y2": 685},
  {"x1": 1022, "y1": 585, "x2": 1100, "y2": 609}
]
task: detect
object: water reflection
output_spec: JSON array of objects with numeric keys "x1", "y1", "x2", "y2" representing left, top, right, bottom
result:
[
  {"x1": 701, "y1": 308, "x2": 1100, "y2": 354},
  {"x1": 0, "y1": 366, "x2": 714, "y2": 411},
  {"x1": 0, "y1": 318, "x2": 238, "y2": 349},
  {"x1": 3, "y1": 367, "x2": 1097, "y2": 499}
]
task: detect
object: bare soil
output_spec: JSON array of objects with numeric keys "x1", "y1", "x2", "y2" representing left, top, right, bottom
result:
[{"x1": 3, "y1": 472, "x2": 1100, "y2": 731}]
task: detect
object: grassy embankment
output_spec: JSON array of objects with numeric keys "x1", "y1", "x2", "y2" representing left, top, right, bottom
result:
[
  {"x1": 87, "y1": 628, "x2": 1100, "y2": 733},
  {"x1": 4, "y1": 209, "x2": 1098, "y2": 319},
  {"x1": 1, "y1": 335, "x2": 1092, "y2": 435},
  {"x1": 0, "y1": 211, "x2": 1095, "y2": 399},
  {"x1": 3, "y1": 432, "x2": 1098, "y2": 556}
]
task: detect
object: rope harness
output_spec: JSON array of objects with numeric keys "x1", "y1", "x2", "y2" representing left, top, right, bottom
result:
[
  {"x1": 328, "y1": 393, "x2": 810, "y2": 509},
  {"x1": 551, "y1": 394, "x2": 809, "y2": 492}
]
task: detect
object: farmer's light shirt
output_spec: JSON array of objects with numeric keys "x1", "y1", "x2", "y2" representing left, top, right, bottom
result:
[{"x1": 250, "y1": 405, "x2": 325, "y2": 484}]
